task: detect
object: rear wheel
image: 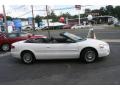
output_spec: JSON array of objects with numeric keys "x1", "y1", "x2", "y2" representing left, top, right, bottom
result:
[
  {"x1": 1, "y1": 44, "x2": 10, "y2": 51},
  {"x1": 80, "y1": 48, "x2": 98, "y2": 63},
  {"x1": 21, "y1": 51, "x2": 35, "y2": 64}
]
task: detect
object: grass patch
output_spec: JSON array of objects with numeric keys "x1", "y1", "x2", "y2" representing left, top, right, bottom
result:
[{"x1": 108, "y1": 26, "x2": 120, "y2": 30}]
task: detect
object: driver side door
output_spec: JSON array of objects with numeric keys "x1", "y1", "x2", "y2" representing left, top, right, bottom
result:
[{"x1": 43, "y1": 42, "x2": 79, "y2": 59}]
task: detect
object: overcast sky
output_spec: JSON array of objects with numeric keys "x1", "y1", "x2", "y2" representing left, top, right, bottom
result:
[
  {"x1": 0, "y1": 5, "x2": 106, "y2": 18},
  {"x1": 0, "y1": 0, "x2": 119, "y2": 5},
  {"x1": 0, "y1": 0, "x2": 119, "y2": 18}
]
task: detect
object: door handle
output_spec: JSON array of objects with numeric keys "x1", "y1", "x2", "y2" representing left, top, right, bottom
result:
[{"x1": 46, "y1": 47, "x2": 50, "y2": 48}]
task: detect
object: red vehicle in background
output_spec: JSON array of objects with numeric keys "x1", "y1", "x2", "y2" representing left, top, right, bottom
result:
[
  {"x1": 0, "y1": 32, "x2": 46, "y2": 51},
  {"x1": 62, "y1": 24, "x2": 72, "y2": 29}
]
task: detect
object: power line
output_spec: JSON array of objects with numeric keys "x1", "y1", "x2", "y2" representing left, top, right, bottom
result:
[
  {"x1": 33, "y1": 6, "x2": 92, "y2": 12},
  {"x1": 33, "y1": 6, "x2": 75, "y2": 11},
  {"x1": 18, "y1": 10, "x2": 32, "y2": 18},
  {"x1": 53, "y1": 6, "x2": 74, "y2": 10},
  {"x1": 5, "y1": 5, "x2": 93, "y2": 18},
  {"x1": 12, "y1": 5, "x2": 25, "y2": 10},
  {"x1": 6, "y1": 5, "x2": 26, "y2": 16},
  {"x1": 13, "y1": 6, "x2": 80, "y2": 18}
]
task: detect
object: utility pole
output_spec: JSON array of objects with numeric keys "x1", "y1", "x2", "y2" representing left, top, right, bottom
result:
[
  {"x1": 3, "y1": 5, "x2": 8, "y2": 33},
  {"x1": 75, "y1": 5, "x2": 81, "y2": 25},
  {"x1": 66, "y1": 17, "x2": 68, "y2": 24},
  {"x1": 46, "y1": 5, "x2": 51, "y2": 39},
  {"x1": 31, "y1": 5, "x2": 35, "y2": 31},
  {"x1": 78, "y1": 10, "x2": 80, "y2": 25}
]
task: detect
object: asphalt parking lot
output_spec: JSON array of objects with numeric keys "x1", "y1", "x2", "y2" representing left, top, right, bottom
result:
[{"x1": 0, "y1": 25, "x2": 120, "y2": 85}]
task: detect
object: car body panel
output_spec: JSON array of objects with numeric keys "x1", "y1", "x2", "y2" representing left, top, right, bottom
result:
[{"x1": 11, "y1": 37, "x2": 110, "y2": 60}]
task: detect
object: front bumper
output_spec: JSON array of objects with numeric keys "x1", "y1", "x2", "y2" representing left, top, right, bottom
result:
[{"x1": 98, "y1": 45, "x2": 110, "y2": 57}]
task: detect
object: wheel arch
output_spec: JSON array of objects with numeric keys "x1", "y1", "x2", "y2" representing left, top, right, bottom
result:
[
  {"x1": 20, "y1": 50, "x2": 36, "y2": 59},
  {"x1": 80, "y1": 47, "x2": 98, "y2": 58}
]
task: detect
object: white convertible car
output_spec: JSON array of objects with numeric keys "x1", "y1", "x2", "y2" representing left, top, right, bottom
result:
[{"x1": 11, "y1": 32, "x2": 110, "y2": 64}]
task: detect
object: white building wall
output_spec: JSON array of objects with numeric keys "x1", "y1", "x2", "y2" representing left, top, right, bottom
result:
[{"x1": 21, "y1": 21, "x2": 28, "y2": 26}]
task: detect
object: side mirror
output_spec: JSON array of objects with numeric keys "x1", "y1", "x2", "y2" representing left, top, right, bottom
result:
[{"x1": 28, "y1": 33, "x2": 34, "y2": 38}]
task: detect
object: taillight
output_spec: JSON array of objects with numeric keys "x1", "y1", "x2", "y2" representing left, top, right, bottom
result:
[
  {"x1": 28, "y1": 34, "x2": 33, "y2": 38},
  {"x1": 11, "y1": 45, "x2": 15, "y2": 49},
  {"x1": 28, "y1": 35, "x2": 31, "y2": 38}
]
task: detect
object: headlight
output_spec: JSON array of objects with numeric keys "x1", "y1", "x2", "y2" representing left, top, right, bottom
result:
[{"x1": 99, "y1": 44, "x2": 107, "y2": 49}]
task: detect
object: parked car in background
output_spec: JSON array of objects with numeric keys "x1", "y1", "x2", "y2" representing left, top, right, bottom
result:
[
  {"x1": 22, "y1": 25, "x2": 33, "y2": 31},
  {"x1": 114, "y1": 22, "x2": 120, "y2": 27},
  {"x1": 0, "y1": 32, "x2": 35, "y2": 51},
  {"x1": 35, "y1": 27, "x2": 42, "y2": 30},
  {"x1": 71, "y1": 24, "x2": 91, "y2": 29},
  {"x1": 71, "y1": 24, "x2": 85, "y2": 29},
  {"x1": 41, "y1": 26, "x2": 63, "y2": 30},
  {"x1": 62, "y1": 24, "x2": 72, "y2": 29},
  {"x1": 11, "y1": 32, "x2": 110, "y2": 64}
]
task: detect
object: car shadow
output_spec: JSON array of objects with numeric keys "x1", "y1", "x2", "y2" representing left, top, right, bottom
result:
[
  {"x1": 12, "y1": 57, "x2": 107, "y2": 65},
  {"x1": 34, "y1": 57, "x2": 106, "y2": 65},
  {"x1": 35, "y1": 59, "x2": 79, "y2": 64},
  {"x1": 96, "y1": 57, "x2": 108, "y2": 63}
]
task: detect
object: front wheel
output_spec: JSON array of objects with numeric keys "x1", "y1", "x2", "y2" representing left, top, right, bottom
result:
[
  {"x1": 80, "y1": 48, "x2": 98, "y2": 63},
  {"x1": 21, "y1": 52, "x2": 35, "y2": 64}
]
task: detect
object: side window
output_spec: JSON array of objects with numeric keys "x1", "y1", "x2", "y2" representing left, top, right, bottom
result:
[
  {"x1": 19, "y1": 33, "x2": 28, "y2": 37},
  {"x1": 0, "y1": 34, "x2": 2, "y2": 39},
  {"x1": 33, "y1": 38, "x2": 44, "y2": 43},
  {"x1": 25, "y1": 38, "x2": 49, "y2": 43},
  {"x1": 8, "y1": 33, "x2": 18, "y2": 38},
  {"x1": 0, "y1": 34, "x2": 2, "y2": 37}
]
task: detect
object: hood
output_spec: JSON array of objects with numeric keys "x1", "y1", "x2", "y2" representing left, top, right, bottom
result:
[
  {"x1": 85, "y1": 38, "x2": 108, "y2": 45},
  {"x1": 79, "y1": 38, "x2": 108, "y2": 45}
]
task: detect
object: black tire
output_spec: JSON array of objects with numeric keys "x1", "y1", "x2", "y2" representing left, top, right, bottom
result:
[
  {"x1": 80, "y1": 48, "x2": 98, "y2": 63},
  {"x1": 21, "y1": 51, "x2": 35, "y2": 64},
  {"x1": 1, "y1": 44, "x2": 10, "y2": 51}
]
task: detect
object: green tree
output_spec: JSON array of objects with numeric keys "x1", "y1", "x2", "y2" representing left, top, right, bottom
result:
[
  {"x1": 85, "y1": 8, "x2": 91, "y2": 15},
  {"x1": 99, "y1": 7, "x2": 106, "y2": 15},
  {"x1": 72, "y1": 15, "x2": 78, "y2": 19},
  {"x1": 50, "y1": 10, "x2": 58, "y2": 22},
  {"x1": 6, "y1": 16, "x2": 12, "y2": 21},
  {"x1": 105, "y1": 5, "x2": 114, "y2": 16},
  {"x1": 80, "y1": 14, "x2": 87, "y2": 18},
  {"x1": 114, "y1": 6, "x2": 120, "y2": 20},
  {"x1": 44, "y1": 10, "x2": 58, "y2": 22},
  {"x1": 35, "y1": 15, "x2": 42, "y2": 27},
  {"x1": 59, "y1": 12, "x2": 71, "y2": 18}
]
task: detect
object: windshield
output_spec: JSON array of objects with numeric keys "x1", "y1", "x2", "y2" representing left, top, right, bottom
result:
[{"x1": 62, "y1": 32, "x2": 83, "y2": 42}]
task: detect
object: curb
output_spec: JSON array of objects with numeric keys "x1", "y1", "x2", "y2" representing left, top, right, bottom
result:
[{"x1": 102, "y1": 39, "x2": 120, "y2": 43}]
